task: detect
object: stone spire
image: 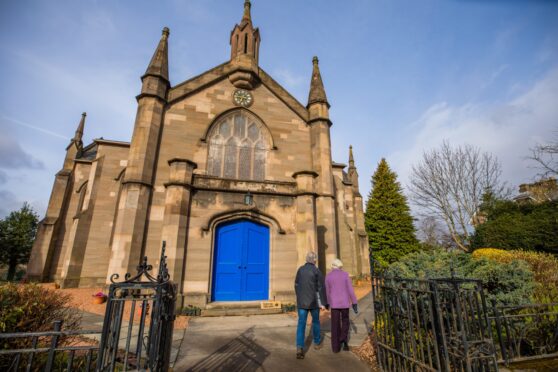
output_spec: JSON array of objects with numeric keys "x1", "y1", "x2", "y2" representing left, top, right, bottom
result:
[
  {"x1": 144, "y1": 27, "x2": 170, "y2": 83},
  {"x1": 64, "y1": 112, "x2": 86, "y2": 168},
  {"x1": 230, "y1": 0, "x2": 260, "y2": 67},
  {"x1": 242, "y1": 0, "x2": 252, "y2": 25},
  {"x1": 72, "y1": 112, "x2": 86, "y2": 147},
  {"x1": 348, "y1": 145, "x2": 355, "y2": 169},
  {"x1": 347, "y1": 145, "x2": 360, "y2": 193},
  {"x1": 307, "y1": 56, "x2": 329, "y2": 108}
]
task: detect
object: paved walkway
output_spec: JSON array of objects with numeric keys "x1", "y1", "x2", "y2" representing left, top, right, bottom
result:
[
  {"x1": 173, "y1": 292, "x2": 374, "y2": 371},
  {"x1": 78, "y1": 291, "x2": 374, "y2": 371}
]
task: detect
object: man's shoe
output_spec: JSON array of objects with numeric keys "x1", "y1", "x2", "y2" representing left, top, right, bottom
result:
[
  {"x1": 314, "y1": 338, "x2": 323, "y2": 350},
  {"x1": 296, "y1": 348, "x2": 304, "y2": 359},
  {"x1": 342, "y1": 341, "x2": 350, "y2": 351}
]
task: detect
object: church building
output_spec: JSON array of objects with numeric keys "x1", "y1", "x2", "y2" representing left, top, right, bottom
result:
[{"x1": 28, "y1": 1, "x2": 368, "y2": 308}]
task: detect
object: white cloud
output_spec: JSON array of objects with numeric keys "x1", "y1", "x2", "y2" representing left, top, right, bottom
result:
[
  {"x1": 82, "y1": 8, "x2": 116, "y2": 34},
  {"x1": 273, "y1": 68, "x2": 305, "y2": 88},
  {"x1": 11, "y1": 50, "x2": 137, "y2": 125},
  {"x1": 1, "y1": 115, "x2": 68, "y2": 140},
  {"x1": 390, "y1": 66, "x2": 558, "y2": 193},
  {"x1": 270, "y1": 68, "x2": 307, "y2": 104},
  {"x1": 0, "y1": 135, "x2": 44, "y2": 170},
  {"x1": 480, "y1": 64, "x2": 509, "y2": 91},
  {"x1": 0, "y1": 190, "x2": 20, "y2": 217}
]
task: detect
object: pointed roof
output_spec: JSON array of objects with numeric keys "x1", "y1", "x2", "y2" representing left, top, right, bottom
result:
[
  {"x1": 230, "y1": 0, "x2": 260, "y2": 67},
  {"x1": 349, "y1": 145, "x2": 355, "y2": 168},
  {"x1": 347, "y1": 145, "x2": 360, "y2": 193},
  {"x1": 307, "y1": 56, "x2": 329, "y2": 108},
  {"x1": 144, "y1": 27, "x2": 170, "y2": 82},
  {"x1": 73, "y1": 112, "x2": 86, "y2": 144},
  {"x1": 241, "y1": 0, "x2": 252, "y2": 26}
]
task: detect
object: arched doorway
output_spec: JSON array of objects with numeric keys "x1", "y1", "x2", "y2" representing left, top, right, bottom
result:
[{"x1": 212, "y1": 219, "x2": 270, "y2": 301}]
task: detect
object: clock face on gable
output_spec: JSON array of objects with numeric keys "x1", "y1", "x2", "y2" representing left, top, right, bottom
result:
[{"x1": 233, "y1": 89, "x2": 253, "y2": 107}]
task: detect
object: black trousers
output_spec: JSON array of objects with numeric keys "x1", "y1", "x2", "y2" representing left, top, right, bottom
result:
[{"x1": 330, "y1": 308, "x2": 350, "y2": 352}]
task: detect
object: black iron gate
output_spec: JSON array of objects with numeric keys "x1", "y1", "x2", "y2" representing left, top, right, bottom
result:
[
  {"x1": 0, "y1": 242, "x2": 177, "y2": 371},
  {"x1": 96, "y1": 242, "x2": 177, "y2": 371},
  {"x1": 371, "y1": 273, "x2": 498, "y2": 372}
]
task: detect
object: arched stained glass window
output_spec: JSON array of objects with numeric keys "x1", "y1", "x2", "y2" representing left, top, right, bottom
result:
[{"x1": 207, "y1": 111, "x2": 271, "y2": 181}]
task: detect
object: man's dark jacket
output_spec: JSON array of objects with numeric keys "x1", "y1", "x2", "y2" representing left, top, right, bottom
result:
[{"x1": 294, "y1": 263, "x2": 328, "y2": 309}]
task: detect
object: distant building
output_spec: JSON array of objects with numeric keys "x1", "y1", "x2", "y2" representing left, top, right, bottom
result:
[
  {"x1": 27, "y1": 1, "x2": 369, "y2": 308},
  {"x1": 471, "y1": 178, "x2": 558, "y2": 228},
  {"x1": 513, "y1": 178, "x2": 558, "y2": 205}
]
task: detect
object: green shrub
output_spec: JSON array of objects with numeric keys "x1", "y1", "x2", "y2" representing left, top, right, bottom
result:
[
  {"x1": 387, "y1": 249, "x2": 469, "y2": 278},
  {"x1": 0, "y1": 284, "x2": 81, "y2": 349},
  {"x1": 471, "y1": 200, "x2": 558, "y2": 254},
  {"x1": 386, "y1": 249, "x2": 535, "y2": 306},
  {"x1": 473, "y1": 248, "x2": 558, "y2": 302},
  {"x1": 467, "y1": 257, "x2": 534, "y2": 305}
]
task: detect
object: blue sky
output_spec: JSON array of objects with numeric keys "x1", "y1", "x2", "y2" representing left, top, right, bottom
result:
[{"x1": 0, "y1": 0, "x2": 557, "y2": 217}]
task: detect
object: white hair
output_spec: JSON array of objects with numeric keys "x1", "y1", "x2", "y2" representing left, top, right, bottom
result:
[
  {"x1": 306, "y1": 251, "x2": 317, "y2": 263},
  {"x1": 331, "y1": 258, "x2": 343, "y2": 269}
]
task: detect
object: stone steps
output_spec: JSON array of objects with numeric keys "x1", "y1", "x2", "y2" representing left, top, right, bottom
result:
[
  {"x1": 201, "y1": 301, "x2": 284, "y2": 317},
  {"x1": 201, "y1": 307, "x2": 283, "y2": 317}
]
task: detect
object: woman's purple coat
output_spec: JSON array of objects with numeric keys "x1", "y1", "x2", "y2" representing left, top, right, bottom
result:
[{"x1": 325, "y1": 268, "x2": 358, "y2": 309}]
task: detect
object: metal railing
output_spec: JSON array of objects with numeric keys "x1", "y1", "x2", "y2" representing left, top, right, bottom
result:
[
  {"x1": 371, "y1": 274, "x2": 499, "y2": 372},
  {"x1": 0, "y1": 241, "x2": 176, "y2": 372},
  {"x1": 490, "y1": 301, "x2": 558, "y2": 366},
  {"x1": 0, "y1": 320, "x2": 100, "y2": 371},
  {"x1": 371, "y1": 270, "x2": 558, "y2": 371}
]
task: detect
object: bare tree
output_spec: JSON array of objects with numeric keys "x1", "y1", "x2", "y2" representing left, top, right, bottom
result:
[
  {"x1": 408, "y1": 142, "x2": 508, "y2": 251},
  {"x1": 529, "y1": 136, "x2": 558, "y2": 177},
  {"x1": 417, "y1": 216, "x2": 442, "y2": 247}
]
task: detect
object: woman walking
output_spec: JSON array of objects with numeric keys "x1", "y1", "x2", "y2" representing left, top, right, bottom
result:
[{"x1": 325, "y1": 258, "x2": 358, "y2": 353}]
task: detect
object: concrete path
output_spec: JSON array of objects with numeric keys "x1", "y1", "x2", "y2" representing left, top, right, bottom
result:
[
  {"x1": 348, "y1": 289, "x2": 374, "y2": 347},
  {"x1": 173, "y1": 292, "x2": 373, "y2": 371},
  {"x1": 77, "y1": 291, "x2": 375, "y2": 371}
]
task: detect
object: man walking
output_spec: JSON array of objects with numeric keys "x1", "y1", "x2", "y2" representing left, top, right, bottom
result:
[{"x1": 294, "y1": 251, "x2": 327, "y2": 359}]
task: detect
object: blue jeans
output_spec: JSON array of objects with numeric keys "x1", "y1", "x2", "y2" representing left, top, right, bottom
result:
[{"x1": 296, "y1": 308, "x2": 321, "y2": 348}]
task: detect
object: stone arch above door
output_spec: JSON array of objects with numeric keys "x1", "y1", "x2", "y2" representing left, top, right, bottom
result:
[{"x1": 202, "y1": 208, "x2": 286, "y2": 236}]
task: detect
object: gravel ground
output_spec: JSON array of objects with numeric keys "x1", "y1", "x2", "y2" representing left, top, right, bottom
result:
[
  {"x1": 36, "y1": 280, "x2": 371, "y2": 331},
  {"x1": 38, "y1": 284, "x2": 189, "y2": 329}
]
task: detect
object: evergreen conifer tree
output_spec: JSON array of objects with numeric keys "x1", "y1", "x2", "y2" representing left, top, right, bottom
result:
[
  {"x1": 365, "y1": 158, "x2": 419, "y2": 267},
  {"x1": 0, "y1": 203, "x2": 39, "y2": 280}
]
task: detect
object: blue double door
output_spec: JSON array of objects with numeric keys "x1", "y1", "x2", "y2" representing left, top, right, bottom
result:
[{"x1": 212, "y1": 220, "x2": 270, "y2": 301}]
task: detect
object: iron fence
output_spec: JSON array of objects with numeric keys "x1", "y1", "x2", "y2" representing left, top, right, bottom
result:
[
  {"x1": 0, "y1": 320, "x2": 100, "y2": 371},
  {"x1": 371, "y1": 270, "x2": 558, "y2": 371},
  {"x1": 0, "y1": 241, "x2": 176, "y2": 372},
  {"x1": 371, "y1": 274, "x2": 499, "y2": 372},
  {"x1": 490, "y1": 301, "x2": 558, "y2": 366}
]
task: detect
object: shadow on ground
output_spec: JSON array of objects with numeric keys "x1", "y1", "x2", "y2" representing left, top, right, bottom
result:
[{"x1": 185, "y1": 327, "x2": 269, "y2": 372}]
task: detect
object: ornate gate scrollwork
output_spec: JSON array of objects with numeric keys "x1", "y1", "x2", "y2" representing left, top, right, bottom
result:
[
  {"x1": 97, "y1": 242, "x2": 176, "y2": 372},
  {"x1": 370, "y1": 261, "x2": 499, "y2": 372}
]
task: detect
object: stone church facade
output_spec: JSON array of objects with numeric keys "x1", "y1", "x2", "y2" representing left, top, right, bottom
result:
[{"x1": 28, "y1": 1, "x2": 368, "y2": 307}]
